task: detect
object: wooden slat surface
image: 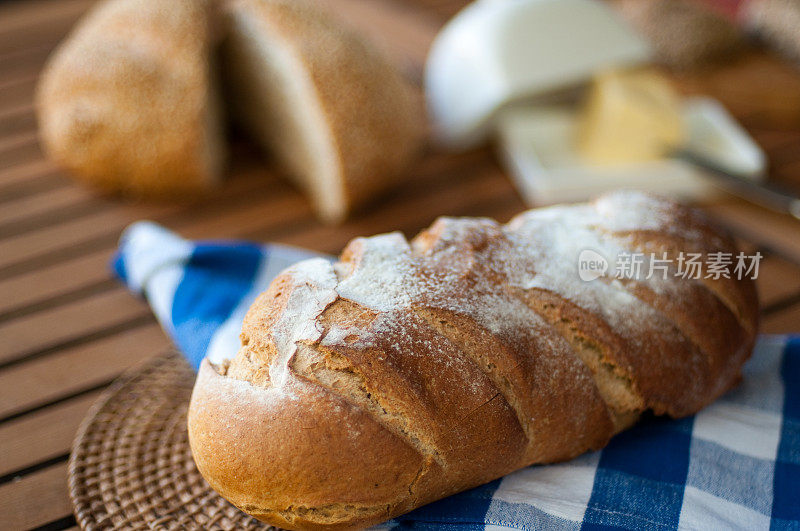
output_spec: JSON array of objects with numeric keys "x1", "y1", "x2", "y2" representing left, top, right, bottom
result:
[
  {"x1": 0, "y1": 391, "x2": 101, "y2": 477},
  {"x1": 0, "y1": 324, "x2": 166, "y2": 420},
  {"x1": 0, "y1": 464, "x2": 73, "y2": 530},
  {"x1": 763, "y1": 303, "x2": 800, "y2": 334},
  {"x1": 0, "y1": 0, "x2": 799, "y2": 529}
]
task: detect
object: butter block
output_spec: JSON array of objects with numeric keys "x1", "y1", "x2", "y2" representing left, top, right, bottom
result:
[{"x1": 579, "y1": 68, "x2": 684, "y2": 164}]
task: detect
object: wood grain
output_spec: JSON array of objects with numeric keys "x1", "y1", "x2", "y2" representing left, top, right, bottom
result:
[
  {"x1": 0, "y1": 391, "x2": 99, "y2": 477},
  {"x1": 763, "y1": 303, "x2": 800, "y2": 334},
  {"x1": 758, "y1": 254, "x2": 800, "y2": 308},
  {"x1": 0, "y1": 463, "x2": 72, "y2": 530},
  {"x1": 0, "y1": 248, "x2": 115, "y2": 316},
  {"x1": 0, "y1": 288, "x2": 152, "y2": 364},
  {"x1": 0, "y1": 159, "x2": 59, "y2": 188},
  {"x1": 0, "y1": 324, "x2": 166, "y2": 420},
  {"x1": 704, "y1": 197, "x2": 800, "y2": 265},
  {"x1": 0, "y1": 184, "x2": 99, "y2": 229},
  {"x1": 0, "y1": 75, "x2": 38, "y2": 113}
]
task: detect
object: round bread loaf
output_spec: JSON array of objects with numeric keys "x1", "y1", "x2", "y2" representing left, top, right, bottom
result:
[
  {"x1": 188, "y1": 191, "x2": 758, "y2": 529},
  {"x1": 36, "y1": 0, "x2": 224, "y2": 198}
]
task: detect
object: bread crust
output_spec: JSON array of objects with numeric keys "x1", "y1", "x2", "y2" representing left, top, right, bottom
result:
[
  {"x1": 188, "y1": 192, "x2": 759, "y2": 529},
  {"x1": 189, "y1": 361, "x2": 424, "y2": 530},
  {"x1": 35, "y1": 0, "x2": 223, "y2": 198}
]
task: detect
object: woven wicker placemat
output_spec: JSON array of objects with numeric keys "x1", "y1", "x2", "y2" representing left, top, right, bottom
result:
[{"x1": 68, "y1": 350, "x2": 271, "y2": 530}]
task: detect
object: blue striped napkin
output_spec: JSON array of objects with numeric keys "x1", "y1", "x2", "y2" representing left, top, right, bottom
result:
[{"x1": 114, "y1": 221, "x2": 800, "y2": 530}]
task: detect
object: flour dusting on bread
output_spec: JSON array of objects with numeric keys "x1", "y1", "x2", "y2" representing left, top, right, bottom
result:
[{"x1": 266, "y1": 258, "x2": 337, "y2": 387}]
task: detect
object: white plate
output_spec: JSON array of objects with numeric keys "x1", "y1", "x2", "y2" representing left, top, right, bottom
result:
[{"x1": 496, "y1": 97, "x2": 766, "y2": 205}]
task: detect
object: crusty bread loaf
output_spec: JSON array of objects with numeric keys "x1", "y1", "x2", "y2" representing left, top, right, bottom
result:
[
  {"x1": 220, "y1": 0, "x2": 425, "y2": 223},
  {"x1": 36, "y1": 0, "x2": 225, "y2": 198},
  {"x1": 188, "y1": 191, "x2": 758, "y2": 530}
]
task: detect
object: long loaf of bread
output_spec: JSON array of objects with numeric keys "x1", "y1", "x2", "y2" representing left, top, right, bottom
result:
[{"x1": 188, "y1": 191, "x2": 758, "y2": 530}]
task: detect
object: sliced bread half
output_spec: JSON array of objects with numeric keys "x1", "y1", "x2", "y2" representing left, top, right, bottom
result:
[{"x1": 222, "y1": 0, "x2": 424, "y2": 223}]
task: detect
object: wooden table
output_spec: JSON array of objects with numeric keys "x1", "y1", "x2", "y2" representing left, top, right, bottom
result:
[{"x1": 1, "y1": 0, "x2": 799, "y2": 529}]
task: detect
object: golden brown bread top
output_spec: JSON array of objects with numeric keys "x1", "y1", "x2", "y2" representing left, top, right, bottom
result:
[
  {"x1": 188, "y1": 191, "x2": 758, "y2": 529},
  {"x1": 36, "y1": 0, "x2": 223, "y2": 197}
]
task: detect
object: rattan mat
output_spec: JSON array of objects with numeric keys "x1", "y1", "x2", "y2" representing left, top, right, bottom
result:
[{"x1": 68, "y1": 350, "x2": 271, "y2": 530}]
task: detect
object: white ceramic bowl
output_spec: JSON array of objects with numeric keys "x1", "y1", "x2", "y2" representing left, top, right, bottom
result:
[{"x1": 425, "y1": 0, "x2": 652, "y2": 149}]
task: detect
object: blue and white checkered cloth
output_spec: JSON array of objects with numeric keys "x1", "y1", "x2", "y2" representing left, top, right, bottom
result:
[{"x1": 114, "y1": 221, "x2": 800, "y2": 530}]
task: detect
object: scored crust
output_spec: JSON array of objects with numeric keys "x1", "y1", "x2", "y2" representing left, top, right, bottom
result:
[
  {"x1": 188, "y1": 191, "x2": 759, "y2": 529},
  {"x1": 36, "y1": 0, "x2": 225, "y2": 198}
]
